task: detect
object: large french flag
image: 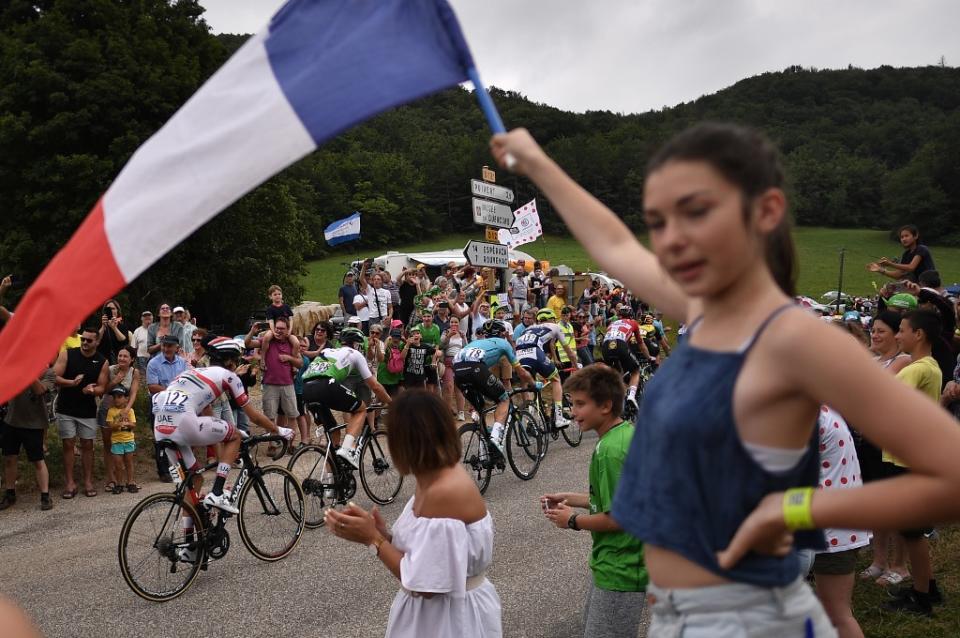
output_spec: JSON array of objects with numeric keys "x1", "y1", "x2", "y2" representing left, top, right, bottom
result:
[{"x1": 0, "y1": 0, "x2": 483, "y2": 404}]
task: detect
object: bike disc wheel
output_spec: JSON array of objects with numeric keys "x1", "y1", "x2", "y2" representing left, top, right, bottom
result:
[
  {"x1": 359, "y1": 430, "x2": 403, "y2": 505},
  {"x1": 458, "y1": 422, "x2": 491, "y2": 494},
  {"x1": 287, "y1": 445, "x2": 330, "y2": 528},
  {"x1": 506, "y1": 412, "x2": 544, "y2": 480},
  {"x1": 237, "y1": 466, "x2": 305, "y2": 561},
  {"x1": 560, "y1": 393, "x2": 583, "y2": 447},
  {"x1": 118, "y1": 493, "x2": 204, "y2": 602}
]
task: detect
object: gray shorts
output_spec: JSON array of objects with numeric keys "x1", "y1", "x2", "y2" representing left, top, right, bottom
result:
[
  {"x1": 646, "y1": 577, "x2": 836, "y2": 638},
  {"x1": 261, "y1": 384, "x2": 298, "y2": 421},
  {"x1": 57, "y1": 414, "x2": 98, "y2": 440},
  {"x1": 583, "y1": 581, "x2": 647, "y2": 638}
]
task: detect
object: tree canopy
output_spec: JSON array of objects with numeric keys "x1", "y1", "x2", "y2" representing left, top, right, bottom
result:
[{"x1": 2, "y1": 3, "x2": 958, "y2": 328}]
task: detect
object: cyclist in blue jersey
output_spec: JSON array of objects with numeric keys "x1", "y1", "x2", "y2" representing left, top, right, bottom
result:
[
  {"x1": 515, "y1": 308, "x2": 578, "y2": 428},
  {"x1": 452, "y1": 320, "x2": 536, "y2": 455}
]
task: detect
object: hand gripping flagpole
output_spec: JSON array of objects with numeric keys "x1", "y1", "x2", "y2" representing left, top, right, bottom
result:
[{"x1": 466, "y1": 67, "x2": 516, "y2": 170}]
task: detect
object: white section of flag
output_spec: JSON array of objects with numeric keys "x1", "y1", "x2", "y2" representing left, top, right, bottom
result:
[
  {"x1": 102, "y1": 30, "x2": 315, "y2": 282},
  {"x1": 498, "y1": 199, "x2": 542, "y2": 249}
]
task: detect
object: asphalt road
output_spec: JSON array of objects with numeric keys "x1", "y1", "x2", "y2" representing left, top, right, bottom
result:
[{"x1": 0, "y1": 429, "x2": 647, "y2": 637}]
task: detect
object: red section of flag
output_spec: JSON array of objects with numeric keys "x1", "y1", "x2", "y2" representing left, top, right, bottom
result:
[{"x1": 0, "y1": 200, "x2": 126, "y2": 403}]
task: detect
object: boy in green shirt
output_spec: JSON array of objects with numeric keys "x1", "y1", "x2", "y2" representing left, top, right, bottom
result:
[{"x1": 542, "y1": 365, "x2": 646, "y2": 637}]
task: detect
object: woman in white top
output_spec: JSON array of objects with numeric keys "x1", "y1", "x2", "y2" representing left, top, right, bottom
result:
[
  {"x1": 440, "y1": 317, "x2": 467, "y2": 420},
  {"x1": 326, "y1": 390, "x2": 501, "y2": 638}
]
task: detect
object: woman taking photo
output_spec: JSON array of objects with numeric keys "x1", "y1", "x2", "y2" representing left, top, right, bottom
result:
[
  {"x1": 326, "y1": 391, "x2": 500, "y2": 637},
  {"x1": 440, "y1": 316, "x2": 467, "y2": 421},
  {"x1": 97, "y1": 299, "x2": 130, "y2": 364},
  {"x1": 491, "y1": 123, "x2": 960, "y2": 636}
]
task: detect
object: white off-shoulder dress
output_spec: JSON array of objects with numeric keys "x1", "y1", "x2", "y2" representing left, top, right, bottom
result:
[{"x1": 384, "y1": 497, "x2": 502, "y2": 638}]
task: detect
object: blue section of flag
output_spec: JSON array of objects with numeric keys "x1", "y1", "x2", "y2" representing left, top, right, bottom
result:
[
  {"x1": 265, "y1": 0, "x2": 475, "y2": 146},
  {"x1": 324, "y1": 212, "x2": 362, "y2": 246}
]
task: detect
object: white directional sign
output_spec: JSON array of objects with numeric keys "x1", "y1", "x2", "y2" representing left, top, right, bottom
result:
[
  {"x1": 471, "y1": 179, "x2": 515, "y2": 204},
  {"x1": 472, "y1": 198, "x2": 514, "y2": 229},
  {"x1": 463, "y1": 240, "x2": 509, "y2": 269}
]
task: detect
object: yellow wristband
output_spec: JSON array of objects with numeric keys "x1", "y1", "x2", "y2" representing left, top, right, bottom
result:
[{"x1": 782, "y1": 487, "x2": 815, "y2": 531}]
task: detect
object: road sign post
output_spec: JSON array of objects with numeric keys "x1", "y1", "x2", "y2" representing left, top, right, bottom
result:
[
  {"x1": 463, "y1": 240, "x2": 509, "y2": 269},
  {"x1": 471, "y1": 179, "x2": 515, "y2": 204},
  {"x1": 472, "y1": 197, "x2": 514, "y2": 229}
]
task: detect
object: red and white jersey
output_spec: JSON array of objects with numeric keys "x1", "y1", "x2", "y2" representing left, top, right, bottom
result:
[
  {"x1": 603, "y1": 319, "x2": 641, "y2": 343},
  {"x1": 152, "y1": 366, "x2": 249, "y2": 416}
]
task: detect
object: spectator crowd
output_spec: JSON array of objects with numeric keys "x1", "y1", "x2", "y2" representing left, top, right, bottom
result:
[{"x1": 1, "y1": 220, "x2": 960, "y2": 637}]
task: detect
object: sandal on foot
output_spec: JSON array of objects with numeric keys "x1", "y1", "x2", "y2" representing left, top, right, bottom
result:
[
  {"x1": 112, "y1": 484, "x2": 124, "y2": 494},
  {"x1": 126, "y1": 484, "x2": 140, "y2": 493},
  {"x1": 877, "y1": 571, "x2": 907, "y2": 586},
  {"x1": 83, "y1": 489, "x2": 98, "y2": 498},
  {"x1": 859, "y1": 564, "x2": 885, "y2": 580},
  {"x1": 61, "y1": 488, "x2": 78, "y2": 499},
  {"x1": 104, "y1": 481, "x2": 116, "y2": 493}
]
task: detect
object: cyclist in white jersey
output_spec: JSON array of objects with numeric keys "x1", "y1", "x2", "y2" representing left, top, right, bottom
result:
[
  {"x1": 152, "y1": 336, "x2": 293, "y2": 514},
  {"x1": 301, "y1": 327, "x2": 392, "y2": 469}
]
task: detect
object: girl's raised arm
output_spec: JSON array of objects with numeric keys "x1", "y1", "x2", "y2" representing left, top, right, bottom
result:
[{"x1": 491, "y1": 129, "x2": 691, "y2": 322}]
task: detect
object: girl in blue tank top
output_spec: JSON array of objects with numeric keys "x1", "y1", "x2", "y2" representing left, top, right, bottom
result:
[{"x1": 491, "y1": 124, "x2": 960, "y2": 637}]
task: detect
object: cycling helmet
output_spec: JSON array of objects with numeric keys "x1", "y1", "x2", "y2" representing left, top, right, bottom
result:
[
  {"x1": 204, "y1": 336, "x2": 243, "y2": 362},
  {"x1": 617, "y1": 305, "x2": 634, "y2": 318},
  {"x1": 340, "y1": 327, "x2": 365, "y2": 347},
  {"x1": 536, "y1": 308, "x2": 557, "y2": 322},
  {"x1": 482, "y1": 319, "x2": 508, "y2": 338}
]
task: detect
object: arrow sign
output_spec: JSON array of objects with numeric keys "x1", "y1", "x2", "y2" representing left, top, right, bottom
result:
[
  {"x1": 472, "y1": 198, "x2": 514, "y2": 229},
  {"x1": 463, "y1": 240, "x2": 509, "y2": 269},
  {"x1": 471, "y1": 179, "x2": 515, "y2": 204}
]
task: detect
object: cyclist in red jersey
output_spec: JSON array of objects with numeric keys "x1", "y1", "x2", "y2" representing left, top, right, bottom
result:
[{"x1": 601, "y1": 306, "x2": 653, "y2": 409}]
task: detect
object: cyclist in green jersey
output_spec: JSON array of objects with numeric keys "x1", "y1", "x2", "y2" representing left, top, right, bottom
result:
[{"x1": 301, "y1": 328, "x2": 392, "y2": 469}]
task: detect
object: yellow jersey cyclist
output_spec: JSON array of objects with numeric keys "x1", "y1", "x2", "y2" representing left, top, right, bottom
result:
[
  {"x1": 301, "y1": 327, "x2": 392, "y2": 469},
  {"x1": 452, "y1": 320, "x2": 537, "y2": 455},
  {"x1": 515, "y1": 308, "x2": 579, "y2": 428},
  {"x1": 152, "y1": 336, "x2": 293, "y2": 515}
]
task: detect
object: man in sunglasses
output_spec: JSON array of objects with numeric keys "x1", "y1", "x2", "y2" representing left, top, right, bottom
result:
[{"x1": 53, "y1": 326, "x2": 109, "y2": 498}]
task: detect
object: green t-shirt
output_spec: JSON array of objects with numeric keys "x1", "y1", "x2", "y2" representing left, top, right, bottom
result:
[
  {"x1": 589, "y1": 420, "x2": 647, "y2": 592},
  {"x1": 418, "y1": 323, "x2": 441, "y2": 349},
  {"x1": 378, "y1": 340, "x2": 405, "y2": 386}
]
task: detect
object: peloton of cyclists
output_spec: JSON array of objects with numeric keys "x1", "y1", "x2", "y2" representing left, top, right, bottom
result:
[
  {"x1": 152, "y1": 336, "x2": 293, "y2": 515},
  {"x1": 300, "y1": 327, "x2": 393, "y2": 469},
  {"x1": 515, "y1": 308, "x2": 578, "y2": 428},
  {"x1": 452, "y1": 319, "x2": 537, "y2": 455}
]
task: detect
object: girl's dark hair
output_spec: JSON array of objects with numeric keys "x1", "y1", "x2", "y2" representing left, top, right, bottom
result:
[
  {"x1": 386, "y1": 391, "x2": 461, "y2": 475},
  {"x1": 873, "y1": 310, "x2": 903, "y2": 334},
  {"x1": 120, "y1": 345, "x2": 136, "y2": 360},
  {"x1": 647, "y1": 123, "x2": 797, "y2": 296},
  {"x1": 899, "y1": 224, "x2": 919, "y2": 238}
]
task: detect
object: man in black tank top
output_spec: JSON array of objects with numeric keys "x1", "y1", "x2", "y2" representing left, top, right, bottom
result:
[{"x1": 53, "y1": 327, "x2": 109, "y2": 498}]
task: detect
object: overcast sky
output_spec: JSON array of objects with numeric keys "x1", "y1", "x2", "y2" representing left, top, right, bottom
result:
[{"x1": 198, "y1": 0, "x2": 960, "y2": 115}]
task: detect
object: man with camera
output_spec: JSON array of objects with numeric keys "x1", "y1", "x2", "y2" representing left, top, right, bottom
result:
[{"x1": 361, "y1": 259, "x2": 392, "y2": 336}]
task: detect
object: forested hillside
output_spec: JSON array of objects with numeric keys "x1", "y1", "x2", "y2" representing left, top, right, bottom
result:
[{"x1": 2, "y1": 1, "x2": 958, "y2": 325}]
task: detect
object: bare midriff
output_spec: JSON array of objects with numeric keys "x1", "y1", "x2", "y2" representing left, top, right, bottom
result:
[{"x1": 645, "y1": 544, "x2": 730, "y2": 588}]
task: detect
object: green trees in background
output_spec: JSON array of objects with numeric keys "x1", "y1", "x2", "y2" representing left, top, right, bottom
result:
[{"x1": 2, "y1": 3, "x2": 959, "y2": 327}]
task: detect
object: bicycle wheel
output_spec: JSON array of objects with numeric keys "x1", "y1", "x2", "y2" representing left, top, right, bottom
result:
[
  {"x1": 506, "y1": 412, "x2": 544, "y2": 480},
  {"x1": 458, "y1": 422, "x2": 492, "y2": 494},
  {"x1": 360, "y1": 430, "x2": 403, "y2": 505},
  {"x1": 237, "y1": 466, "x2": 305, "y2": 561},
  {"x1": 287, "y1": 444, "x2": 330, "y2": 528},
  {"x1": 560, "y1": 393, "x2": 583, "y2": 447},
  {"x1": 118, "y1": 493, "x2": 205, "y2": 602}
]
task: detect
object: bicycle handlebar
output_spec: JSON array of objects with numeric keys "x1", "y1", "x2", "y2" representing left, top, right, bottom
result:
[{"x1": 241, "y1": 432, "x2": 289, "y2": 461}]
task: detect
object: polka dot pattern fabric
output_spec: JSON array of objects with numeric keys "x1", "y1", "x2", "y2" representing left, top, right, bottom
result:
[{"x1": 817, "y1": 405, "x2": 872, "y2": 553}]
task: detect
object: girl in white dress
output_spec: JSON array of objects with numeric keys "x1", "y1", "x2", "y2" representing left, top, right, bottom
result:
[{"x1": 325, "y1": 390, "x2": 501, "y2": 638}]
